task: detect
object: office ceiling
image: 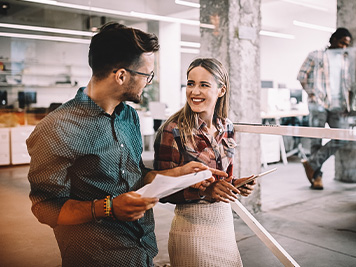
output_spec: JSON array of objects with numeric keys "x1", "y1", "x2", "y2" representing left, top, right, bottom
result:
[
  {"x1": 261, "y1": 0, "x2": 336, "y2": 34},
  {"x1": 1, "y1": 0, "x2": 336, "y2": 41}
]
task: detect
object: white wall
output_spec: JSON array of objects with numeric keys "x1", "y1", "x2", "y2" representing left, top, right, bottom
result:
[{"x1": 260, "y1": 29, "x2": 333, "y2": 89}]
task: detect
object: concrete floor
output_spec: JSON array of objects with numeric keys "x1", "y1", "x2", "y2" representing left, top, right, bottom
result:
[{"x1": 0, "y1": 154, "x2": 355, "y2": 267}]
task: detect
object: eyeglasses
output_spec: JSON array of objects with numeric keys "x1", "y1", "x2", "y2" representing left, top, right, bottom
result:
[{"x1": 113, "y1": 68, "x2": 154, "y2": 83}]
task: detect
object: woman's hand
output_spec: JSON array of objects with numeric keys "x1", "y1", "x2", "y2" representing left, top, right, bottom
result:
[
  {"x1": 233, "y1": 175, "x2": 256, "y2": 197},
  {"x1": 200, "y1": 179, "x2": 239, "y2": 203},
  {"x1": 176, "y1": 161, "x2": 228, "y2": 179},
  {"x1": 144, "y1": 161, "x2": 227, "y2": 185},
  {"x1": 158, "y1": 161, "x2": 228, "y2": 191},
  {"x1": 190, "y1": 177, "x2": 215, "y2": 191}
]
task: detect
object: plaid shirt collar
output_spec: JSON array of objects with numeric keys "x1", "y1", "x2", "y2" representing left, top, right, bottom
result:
[{"x1": 196, "y1": 116, "x2": 225, "y2": 135}]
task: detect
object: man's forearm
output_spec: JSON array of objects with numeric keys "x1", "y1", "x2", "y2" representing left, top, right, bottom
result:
[{"x1": 57, "y1": 199, "x2": 105, "y2": 225}]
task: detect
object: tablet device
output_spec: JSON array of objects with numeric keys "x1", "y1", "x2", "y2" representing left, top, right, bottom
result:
[{"x1": 234, "y1": 168, "x2": 277, "y2": 188}]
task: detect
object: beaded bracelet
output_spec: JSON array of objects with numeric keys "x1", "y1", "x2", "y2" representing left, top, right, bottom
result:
[
  {"x1": 104, "y1": 195, "x2": 116, "y2": 220},
  {"x1": 91, "y1": 199, "x2": 102, "y2": 223}
]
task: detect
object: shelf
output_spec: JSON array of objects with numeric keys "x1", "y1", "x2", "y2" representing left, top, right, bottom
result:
[
  {"x1": 0, "y1": 82, "x2": 76, "y2": 88},
  {"x1": 0, "y1": 59, "x2": 88, "y2": 68},
  {"x1": 0, "y1": 71, "x2": 22, "y2": 75},
  {"x1": 1, "y1": 73, "x2": 70, "y2": 77},
  {"x1": 0, "y1": 60, "x2": 90, "y2": 91}
]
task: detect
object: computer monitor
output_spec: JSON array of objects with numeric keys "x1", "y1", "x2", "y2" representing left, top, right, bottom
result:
[
  {"x1": 0, "y1": 91, "x2": 7, "y2": 106},
  {"x1": 290, "y1": 89, "x2": 303, "y2": 103},
  {"x1": 18, "y1": 91, "x2": 37, "y2": 108}
]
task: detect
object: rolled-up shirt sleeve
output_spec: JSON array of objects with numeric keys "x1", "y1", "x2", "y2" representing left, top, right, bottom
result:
[
  {"x1": 297, "y1": 52, "x2": 315, "y2": 95},
  {"x1": 27, "y1": 121, "x2": 74, "y2": 228}
]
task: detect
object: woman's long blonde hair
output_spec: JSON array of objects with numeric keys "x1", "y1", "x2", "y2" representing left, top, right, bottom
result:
[{"x1": 158, "y1": 58, "x2": 230, "y2": 147}]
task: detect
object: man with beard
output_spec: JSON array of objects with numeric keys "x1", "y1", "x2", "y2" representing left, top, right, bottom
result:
[{"x1": 26, "y1": 22, "x2": 223, "y2": 267}]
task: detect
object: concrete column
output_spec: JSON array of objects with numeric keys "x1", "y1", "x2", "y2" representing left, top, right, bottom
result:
[
  {"x1": 337, "y1": 0, "x2": 356, "y2": 45},
  {"x1": 334, "y1": 0, "x2": 356, "y2": 182},
  {"x1": 200, "y1": 0, "x2": 262, "y2": 212}
]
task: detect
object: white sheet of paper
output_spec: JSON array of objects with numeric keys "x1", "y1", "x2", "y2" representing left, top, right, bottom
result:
[{"x1": 136, "y1": 170, "x2": 213, "y2": 199}]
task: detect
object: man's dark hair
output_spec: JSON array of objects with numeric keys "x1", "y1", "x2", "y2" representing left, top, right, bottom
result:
[
  {"x1": 329, "y1": 27, "x2": 352, "y2": 43},
  {"x1": 88, "y1": 22, "x2": 160, "y2": 79}
]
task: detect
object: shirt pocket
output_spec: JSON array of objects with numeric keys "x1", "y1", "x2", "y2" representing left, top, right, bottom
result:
[
  {"x1": 182, "y1": 143, "x2": 212, "y2": 164},
  {"x1": 222, "y1": 137, "x2": 237, "y2": 158},
  {"x1": 183, "y1": 145, "x2": 200, "y2": 160}
]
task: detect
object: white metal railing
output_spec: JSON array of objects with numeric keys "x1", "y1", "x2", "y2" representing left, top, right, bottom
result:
[
  {"x1": 231, "y1": 123, "x2": 356, "y2": 266},
  {"x1": 234, "y1": 123, "x2": 356, "y2": 141},
  {"x1": 231, "y1": 200, "x2": 300, "y2": 267}
]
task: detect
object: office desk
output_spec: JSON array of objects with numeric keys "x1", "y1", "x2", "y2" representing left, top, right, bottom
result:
[{"x1": 261, "y1": 109, "x2": 309, "y2": 121}]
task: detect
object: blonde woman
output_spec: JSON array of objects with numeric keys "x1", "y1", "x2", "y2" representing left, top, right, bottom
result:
[{"x1": 154, "y1": 58, "x2": 255, "y2": 266}]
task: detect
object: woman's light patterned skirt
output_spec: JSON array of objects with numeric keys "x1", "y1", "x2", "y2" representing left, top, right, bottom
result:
[{"x1": 168, "y1": 201, "x2": 243, "y2": 267}]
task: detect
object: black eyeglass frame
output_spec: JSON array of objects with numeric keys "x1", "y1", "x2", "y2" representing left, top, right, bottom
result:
[{"x1": 113, "y1": 67, "x2": 154, "y2": 83}]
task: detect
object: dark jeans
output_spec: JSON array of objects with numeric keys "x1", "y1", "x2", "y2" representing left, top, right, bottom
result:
[{"x1": 308, "y1": 103, "x2": 349, "y2": 175}]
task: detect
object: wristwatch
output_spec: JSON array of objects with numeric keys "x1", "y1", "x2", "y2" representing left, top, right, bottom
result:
[{"x1": 198, "y1": 190, "x2": 206, "y2": 199}]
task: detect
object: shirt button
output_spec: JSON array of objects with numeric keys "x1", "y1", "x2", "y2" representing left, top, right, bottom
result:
[
  {"x1": 120, "y1": 144, "x2": 124, "y2": 147},
  {"x1": 218, "y1": 161, "x2": 221, "y2": 164},
  {"x1": 122, "y1": 170, "x2": 125, "y2": 174}
]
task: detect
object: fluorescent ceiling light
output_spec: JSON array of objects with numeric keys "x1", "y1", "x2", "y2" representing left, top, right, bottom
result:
[
  {"x1": 0, "y1": 32, "x2": 90, "y2": 44},
  {"x1": 0, "y1": 23, "x2": 93, "y2": 36},
  {"x1": 0, "y1": 31, "x2": 200, "y2": 51},
  {"x1": 175, "y1": 0, "x2": 200, "y2": 8},
  {"x1": 200, "y1": 23, "x2": 215, "y2": 29},
  {"x1": 293, "y1": 20, "x2": 335, "y2": 33},
  {"x1": 259, "y1": 30, "x2": 295, "y2": 39},
  {"x1": 25, "y1": 0, "x2": 58, "y2": 3},
  {"x1": 180, "y1": 41, "x2": 200, "y2": 48},
  {"x1": 130, "y1": 11, "x2": 199, "y2": 25},
  {"x1": 180, "y1": 48, "x2": 200, "y2": 54},
  {"x1": 22, "y1": 0, "x2": 213, "y2": 28},
  {"x1": 22, "y1": 0, "x2": 135, "y2": 17},
  {"x1": 281, "y1": 0, "x2": 329, "y2": 12}
]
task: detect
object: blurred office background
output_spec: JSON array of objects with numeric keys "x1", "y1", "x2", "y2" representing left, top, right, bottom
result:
[
  {"x1": 1, "y1": 1, "x2": 356, "y2": 266},
  {"x1": 0, "y1": 0, "x2": 348, "y2": 165},
  {"x1": 0, "y1": 0, "x2": 337, "y2": 124}
]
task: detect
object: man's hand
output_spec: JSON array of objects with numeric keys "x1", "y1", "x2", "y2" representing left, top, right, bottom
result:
[{"x1": 112, "y1": 192, "x2": 158, "y2": 221}]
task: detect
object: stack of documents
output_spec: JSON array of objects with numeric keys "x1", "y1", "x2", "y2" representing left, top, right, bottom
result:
[{"x1": 136, "y1": 170, "x2": 212, "y2": 199}]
